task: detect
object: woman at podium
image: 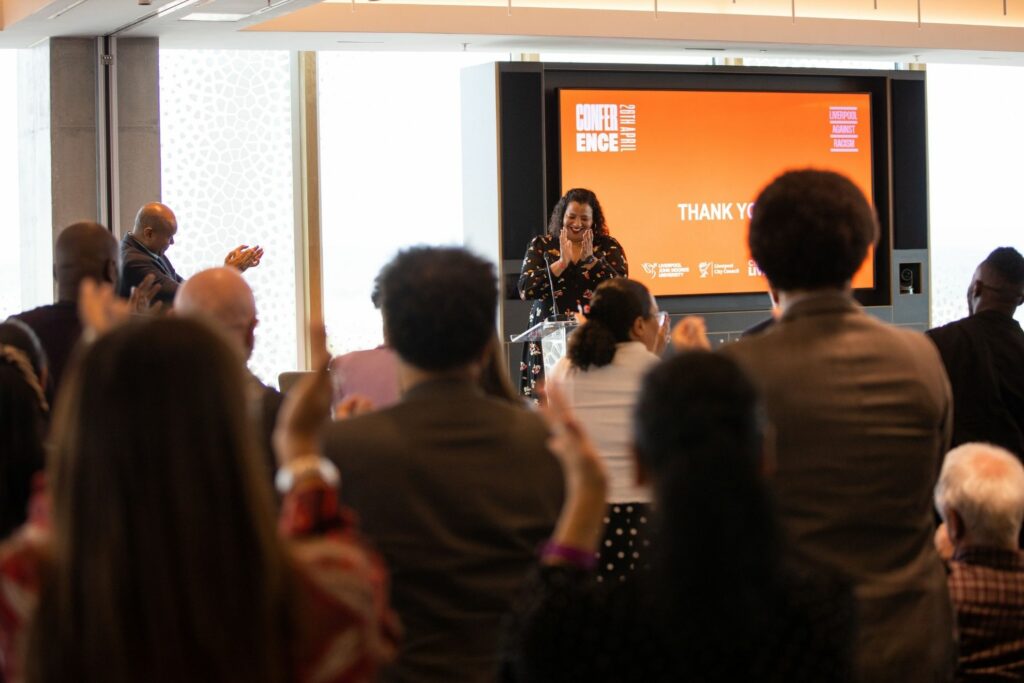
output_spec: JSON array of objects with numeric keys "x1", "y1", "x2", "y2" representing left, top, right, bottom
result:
[{"x1": 517, "y1": 188, "x2": 628, "y2": 399}]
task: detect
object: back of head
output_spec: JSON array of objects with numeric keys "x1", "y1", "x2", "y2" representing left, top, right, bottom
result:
[
  {"x1": 749, "y1": 169, "x2": 878, "y2": 292},
  {"x1": 634, "y1": 352, "x2": 778, "y2": 621},
  {"x1": 0, "y1": 321, "x2": 48, "y2": 538},
  {"x1": 54, "y1": 222, "x2": 118, "y2": 295},
  {"x1": 568, "y1": 279, "x2": 652, "y2": 370},
  {"x1": 29, "y1": 317, "x2": 288, "y2": 683},
  {"x1": 978, "y1": 247, "x2": 1024, "y2": 305},
  {"x1": 174, "y1": 267, "x2": 258, "y2": 357},
  {"x1": 935, "y1": 443, "x2": 1024, "y2": 549},
  {"x1": 378, "y1": 246, "x2": 497, "y2": 371}
]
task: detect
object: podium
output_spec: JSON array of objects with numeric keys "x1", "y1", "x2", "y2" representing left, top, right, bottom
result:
[{"x1": 510, "y1": 320, "x2": 579, "y2": 377}]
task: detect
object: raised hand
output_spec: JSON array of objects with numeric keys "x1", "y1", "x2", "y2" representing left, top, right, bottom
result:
[
  {"x1": 580, "y1": 229, "x2": 594, "y2": 262},
  {"x1": 273, "y1": 320, "x2": 332, "y2": 466},
  {"x1": 671, "y1": 316, "x2": 711, "y2": 351},
  {"x1": 557, "y1": 228, "x2": 572, "y2": 269},
  {"x1": 224, "y1": 245, "x2": 264, "y2": 272},
  {"x1": 127, "y1": 273, "x2": 165, "y2": 317},
  {"x1": 78, "y1": 279, "x2": 133, "y2": 340}
]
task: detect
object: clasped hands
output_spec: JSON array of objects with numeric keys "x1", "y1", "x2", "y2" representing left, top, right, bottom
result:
[{"x1": 554, "y1": 228, "x2": 595, "y2": 270}]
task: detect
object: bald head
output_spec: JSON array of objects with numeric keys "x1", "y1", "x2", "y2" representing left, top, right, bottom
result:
[
  {"x1": 54, "y1": 222, "x2": 118, "y2": 301},
  {"x1": 935, "y1": 443, "x2": 1024, "y2": 550},
  {"x1": 175, "y1": 267, "x2": 257, "y2": 358},
  {"x1": 132, "y1": 202, "x2": 178, "y2": 256}
]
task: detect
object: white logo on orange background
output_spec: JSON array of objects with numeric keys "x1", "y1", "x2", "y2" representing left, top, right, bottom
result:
[{"x1": 575, "y1": 103, "x2": 637, "y2": 153}]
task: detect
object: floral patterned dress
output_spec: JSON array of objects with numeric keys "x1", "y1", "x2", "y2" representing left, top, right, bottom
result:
[{"x1": 517, "y1": 232, "x2": 628, "y2": 399}]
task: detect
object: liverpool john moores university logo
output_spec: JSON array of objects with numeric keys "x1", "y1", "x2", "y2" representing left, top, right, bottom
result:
[{"x1": 575, "y1": 103, "x2": 637, "y2": 153}]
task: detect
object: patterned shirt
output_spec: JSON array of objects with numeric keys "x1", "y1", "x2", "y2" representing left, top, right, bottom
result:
[
  {"x1": 948, "y1": 545, "x2": 1024, "y2": 681},
  {"x1": 517, "y1": 233, "x2": 627, "y2": 398},
  {"x1": 0, "y1": 477, "x2": 400, "y2": 683}
]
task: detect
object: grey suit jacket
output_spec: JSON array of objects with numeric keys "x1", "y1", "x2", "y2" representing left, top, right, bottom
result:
[
  {"x1": 723, "y1": 292, "x2": 956, "y2": 683},
  {"x1": 323, "y1": 377, "x2": 563, "y2": 683}
]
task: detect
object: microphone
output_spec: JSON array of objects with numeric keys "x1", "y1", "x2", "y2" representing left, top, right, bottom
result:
[{"x1": 543, "y1": 254, "x2": 570, "y2": 322}]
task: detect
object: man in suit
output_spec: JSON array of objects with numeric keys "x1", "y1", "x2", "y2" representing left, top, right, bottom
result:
[
  {"x1": 721, "y1": 170, "x2": 956, "y2": 682},
  {"x1": 323, "y1": 246, "x2": 563, "y2": 683},
  {"x1": 118, "y1": 202, "x2": 264, "y2": 305},
  {"x1": 174, "y1": 267, "x2": 282, "y2": 482},
  {"x1": 927, "y1": 247, "x2": 1024, "y2": 459}
]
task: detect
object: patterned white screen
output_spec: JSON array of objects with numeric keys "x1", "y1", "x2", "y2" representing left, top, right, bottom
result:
[
  {"x1": 927, "y1": 63, "x2": 1024, "y2": 327},
  {"x1": 159, "y1": 49, "x2": 298, "y2": 387}
]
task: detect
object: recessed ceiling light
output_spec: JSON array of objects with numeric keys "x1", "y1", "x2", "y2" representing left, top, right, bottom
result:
[{"x1": 180, "y1": 11, "x2": 247, "y2": 20}]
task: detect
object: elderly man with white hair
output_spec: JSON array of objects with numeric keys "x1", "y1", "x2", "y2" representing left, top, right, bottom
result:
[{"x1": 935, "y1": 443, "x2": 1024, "y2": 680}]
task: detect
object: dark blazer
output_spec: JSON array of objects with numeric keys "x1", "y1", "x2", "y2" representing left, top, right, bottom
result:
[
  {"x1": 722, "y1": 292, "x2": 956, "y2": 683},
  {"x1": 323, "y1": 377, "x2": 563, "y2": 683},
  {"x1": 118, "y1": 234, "x2": 183, "y2": 304},
  {"x1": 12, "y1": 301, "x2": 81, "y2": 400},
  {"x1": 927, "y1": 310, "x2": 1024, "y2": 459}
]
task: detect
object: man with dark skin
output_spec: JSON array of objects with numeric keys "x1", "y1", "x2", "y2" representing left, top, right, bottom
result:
[
  {"x1": 927, "y1": 247, "x2": 1024, "y2": 460},
  {"x1": 14, "y1": 221, "x2": 158, "y2": 397},
  {"x1": 118, "y1": 202, "x2": 263, "y2": 305}
]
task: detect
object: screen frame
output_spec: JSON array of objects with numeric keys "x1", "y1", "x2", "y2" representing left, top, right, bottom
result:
[{"x1": 540, "y1": 64, "x2": 893, "y2": 311}]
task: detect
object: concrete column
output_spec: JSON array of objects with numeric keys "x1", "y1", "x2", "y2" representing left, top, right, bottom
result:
[
  {"x1": 16, "y1": 36, "x2": 161, "y2": 302},
  {"x1": 114, "y1": 38, "x2": 161, "y2": 237}
]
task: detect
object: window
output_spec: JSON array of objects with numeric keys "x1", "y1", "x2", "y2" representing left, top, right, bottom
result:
[
  {"x1": 927, "y1": 63, "x2": 1024, "y2": 326},
  {"x1": 317, "y1": 51, "x2": 509, "y2": 354},
  {"x1": 159, "y1": 49, "x2": 298, "y2": 385}
]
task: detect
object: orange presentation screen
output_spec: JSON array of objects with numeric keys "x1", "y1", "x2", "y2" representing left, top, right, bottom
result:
[{"x1": 559, "y1": 89, "x2": 875, "y2": 297}]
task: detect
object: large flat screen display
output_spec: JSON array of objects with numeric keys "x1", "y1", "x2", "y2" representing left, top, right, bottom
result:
[{"x1": 559, "y1": 89, "x2": 875, "y2": 297}]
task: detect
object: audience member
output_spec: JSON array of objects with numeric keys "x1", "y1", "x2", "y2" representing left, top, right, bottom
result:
[
  {"x1": 324, "y1": 246, "x2": 563, "y2": 683},
  {"x1": 721, "y1": 169, "x2": 956, "y2": 681},
  {"x1": 174, "y1": 267, "x2": 282, "y2": 479},
  {"x1": 935, "y1": 443, "x2": 1024, "y2": 681},
  {"x1": 501, "y1": 352, "x2": 855, "y2": 682},
  {"x1": 548, "y1": 278, "x2": 667, "y2": 581},
  {"x1": 329, "y1": 281, "x2": 400, "y2": 411},
  {"x1": 119, "y1": 202, "x2": 264, "y2": 305},
  {"x1": 13, "y1": 221, "x2": 121, "y2": 397},
  {"x1": 0, "y1": 320, "x2": 48, "y2": 539},
  {"x1": 927, "y1": 247, "x2": 1024, "y2": 459},
  {"x1": 0, "y1": 314, "x2": 398, "y2": 683}
]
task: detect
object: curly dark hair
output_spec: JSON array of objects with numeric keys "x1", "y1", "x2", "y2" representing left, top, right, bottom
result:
[
  {"x1": 748, "y1": 170, "x2": 878, "y2": 292},
  {"x1": 378, "y1": 246, "x2": 498, "y2": 371},
  {"x1": 547, "y1": 188, "x2": 608, "y2": 236},
  {"x1": 568, "y1": 279, "x2": 653, "y2": 371}
]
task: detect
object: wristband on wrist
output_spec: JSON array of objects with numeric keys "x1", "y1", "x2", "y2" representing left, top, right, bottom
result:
[
  {"x1": 539, "y1": 540, "x2": 597, "y2": 571},
  {"x1": 275, "y1": 455, "x2": 340, "y2": 494}
]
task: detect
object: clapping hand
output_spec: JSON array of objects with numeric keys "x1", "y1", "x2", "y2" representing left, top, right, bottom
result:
[
  {"x1": 557, "y1": 229, "x2": 572, "y2": 269},
  {"x1": 224, "y1": 245, "x2": 265, "y2": 272},
  {"x1": 541, "y1": 381, "x2": 608, "y2": 499},
  {"x1": 580, "y1": 229, "x2": 594, "y2": 262},
  {"x1": 671, "y1": 316, "x2": 711, "y2": 351},
  {"x1": 127, "y1": 273, "x2": 165, "y2": 317},
  {"x1": 79, "y1": 279, "x2": 133, "y2": 340}
]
